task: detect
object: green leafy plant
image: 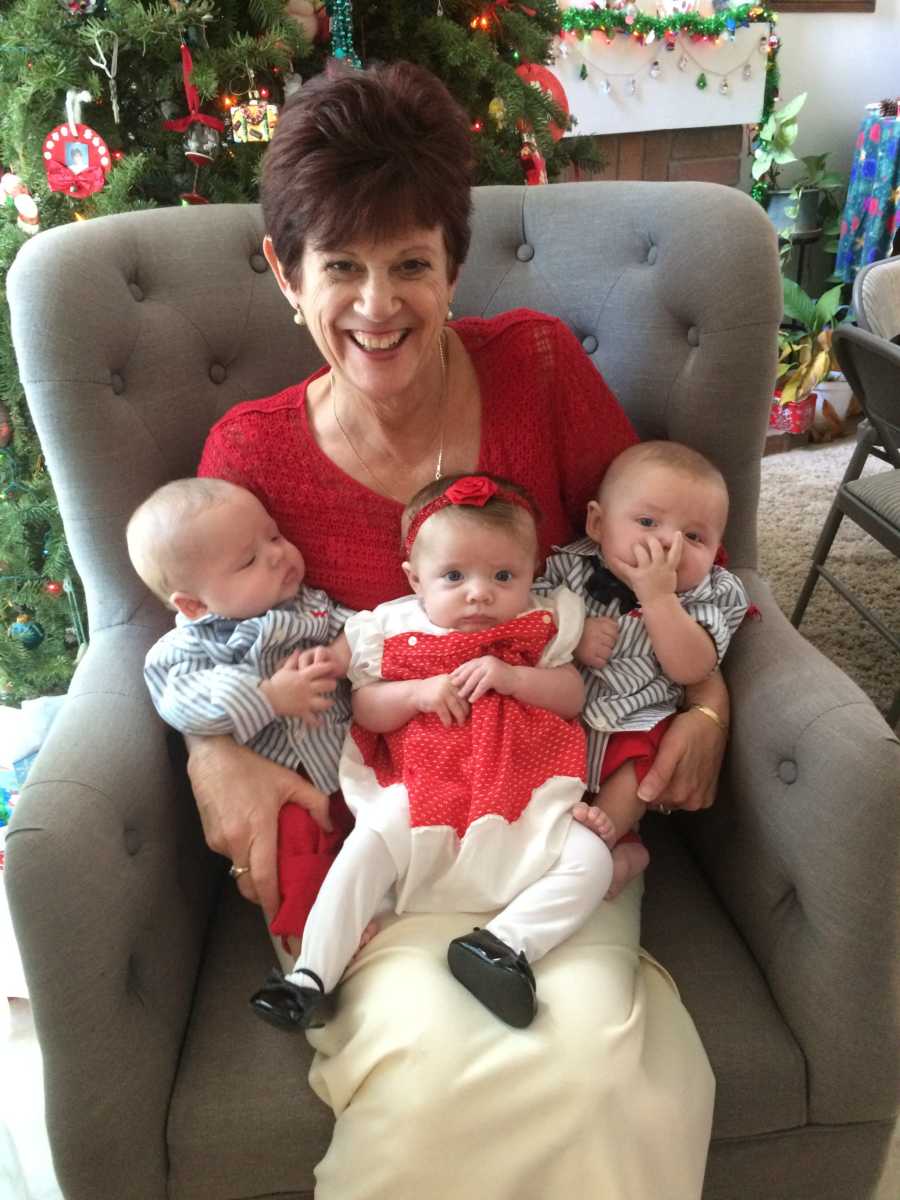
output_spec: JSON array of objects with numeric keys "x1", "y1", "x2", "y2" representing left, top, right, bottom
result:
[
  {"x1": 751, "y1": 92, "x2": 807, "y2": 190},
  {"x1": 776, "y1": 278, "x2": 847, "y2": 406}
]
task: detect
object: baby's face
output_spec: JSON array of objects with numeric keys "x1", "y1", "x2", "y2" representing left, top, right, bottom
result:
[
  {"x1": 182, "y1": 491, "x2": 305, "y2": 619},
  {"x1": 405, "y1": 512, "x2": 537, "y2": 631},
  {"x1": 587, "y1": 462, "x2": 726, "y2": 593}
]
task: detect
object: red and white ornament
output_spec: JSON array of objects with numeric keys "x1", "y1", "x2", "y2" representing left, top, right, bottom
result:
[
  {"x1": 283, "y1": 0, "x2": 330, "y2": 43},
  {"x1": 42, "y1": 92, "x2": 110, "y2": 199},
  {"x1": 515, "y1": 63, "x2": 570, "y2": 142}
]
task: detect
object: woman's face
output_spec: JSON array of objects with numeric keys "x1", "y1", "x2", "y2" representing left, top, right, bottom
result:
[{"x1": 264, "y1": 226, "x2": 456, "y2": 408}]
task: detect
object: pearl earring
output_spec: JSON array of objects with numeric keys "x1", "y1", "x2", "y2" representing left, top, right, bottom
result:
[
  {"x1": 293, "y1": 308, "x2": 306, "y2": 327},
  {"x1": 447, "y1": 306, "x2": 454, "y2": 321}
]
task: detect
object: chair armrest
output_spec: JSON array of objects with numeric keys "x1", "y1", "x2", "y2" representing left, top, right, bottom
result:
[
  {"x1": 5, "y1": 623, "x2": 220, "y2": 1200},
  {"x1": 684, "y1": 571, "x2": 900, "y2": 1127}
]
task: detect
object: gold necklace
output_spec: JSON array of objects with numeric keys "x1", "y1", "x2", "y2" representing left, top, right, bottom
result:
[{"x1": 331, "y1": 334, "x2": 447, "y2": 502}]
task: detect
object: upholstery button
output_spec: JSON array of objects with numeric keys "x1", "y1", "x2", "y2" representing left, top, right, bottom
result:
[
  {"x1": 124, "y1": 827, "x2": 141, "y2": 856},
  {"x1": 687, "y1": 326, "x2": 700, "y2": 346},
  {"x1": 128, "y1": 282, "x2": 144, "y2": 301},
  {"x1": 516, "y1": 244, "x2": 535, "y2": 262},
  {"x1": 110, "y1": 371, "x2": 125, "y2": 394},
  {"x1": 408, "y1": 635, "x2": 417, "y2": 646},
  {"x1": 777, "y1": 759, "x2": 798, "y2": 784},
  {"x1": 647, "y1": 245, "x2": 658, "y2": 265},
  {"x1": 250, "y1": 252, "x2": 268, "y2": 274},
  {"x1": 209, "y1": 363, "x2": 227, "y2": 384},
  {"x1": 581, "y1": 334, "x2": 598, "y2": 355}
]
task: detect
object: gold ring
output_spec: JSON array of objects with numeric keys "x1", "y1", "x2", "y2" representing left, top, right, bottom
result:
[{"x1": 228, "y1": 864, "x2": 251, "y2": 879}]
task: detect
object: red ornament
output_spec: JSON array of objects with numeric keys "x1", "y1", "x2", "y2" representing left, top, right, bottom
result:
[
  {"x1": 42, "y1": 122, "x2": 111, "y2": 197},
  {"x1": 44, "y1": 580, "x2": 64, "y2": 597},
  {"x1": 515, "y1": 63, "x2": 570, "y2": 142}
]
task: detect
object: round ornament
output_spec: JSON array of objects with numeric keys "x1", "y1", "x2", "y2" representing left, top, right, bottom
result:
[
  {"x1": 515, "y1": 63, "x2": 570, "y2": 142},
  {"x1": 42, "y1": 122, "x2": 111, "y2": 198},
  {"x1": 8, "y1": 614, "x2": 45, "y2": 649},
  {"x1": 0, "y1": 403, "x2": 10, "y2": 448},
  {"x1": 45, "y1": 580, "x2": 64, "y2": 598}
]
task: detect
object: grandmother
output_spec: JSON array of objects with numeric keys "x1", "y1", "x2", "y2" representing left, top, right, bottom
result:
[{"x1": 189, "y1": 61, "x2": 723, "y2": 1198}]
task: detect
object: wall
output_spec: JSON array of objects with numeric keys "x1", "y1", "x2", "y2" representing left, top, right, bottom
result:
[{"x1": 758, "y1": 1, "x2": 899, "y2": 177}]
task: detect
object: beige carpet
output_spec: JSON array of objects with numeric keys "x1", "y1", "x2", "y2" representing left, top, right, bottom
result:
[{"x1": 757, "y1": 432, "x2": 898, "y2": 719}]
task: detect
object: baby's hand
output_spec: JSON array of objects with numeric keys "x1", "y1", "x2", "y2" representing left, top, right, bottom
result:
[
  {"x1": 451, "y1": 655, "x2": 515, "y2": 704},
  {"x1": 610, "y1": 533, "x2": 682, "y2": 604},
  {"x1": 261, "y1": 653, "x2": 338, "y2": 726},
  {"x1": 296, "y1": 645, "x2": 342, "y2": 676},
  {"x1": 415, "y1": 674, "x2": 470, "y2": 727},
  {"x1": 575, "y1": 616, "x2": 618, "y2": 670}
]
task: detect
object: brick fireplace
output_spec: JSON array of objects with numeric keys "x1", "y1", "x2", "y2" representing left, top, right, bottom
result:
[{"x1": 564, "y1": 123, "x2": 745, "y2": 185}]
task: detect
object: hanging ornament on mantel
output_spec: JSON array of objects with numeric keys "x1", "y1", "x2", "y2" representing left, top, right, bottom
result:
[{"x1": 42, "y1": 90, "x2": 111, "y2": 199}]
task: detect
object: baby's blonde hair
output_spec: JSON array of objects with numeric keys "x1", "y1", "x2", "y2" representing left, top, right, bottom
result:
[
  {"x1": 598, "y1": 441, "x2": 729, "y2": 517},
  {"x1": 126, "y1": 477, "x2": 245, "y2": 606}
]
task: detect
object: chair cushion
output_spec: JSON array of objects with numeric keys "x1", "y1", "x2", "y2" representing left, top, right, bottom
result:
[
  {"x1": 844, "y1": 468, "x2": 900, "y2": 526},
  {"x1": 641, "y1": 815, "x2": 807, "y2": 1141},
  {"x1": 167, "y1": 819, "x2": 806, "y2": 1200},
  {"x1": 167, "y1": 881, "x2": 330, "y2": 1200}
]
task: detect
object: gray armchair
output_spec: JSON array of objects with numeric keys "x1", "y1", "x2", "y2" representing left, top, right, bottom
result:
[{"x1": 6, "y1": 182, "x2": 899, "y2": 1200}]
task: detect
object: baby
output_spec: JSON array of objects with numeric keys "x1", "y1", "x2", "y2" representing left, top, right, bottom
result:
[
  {"x1": 251, "y1": 473, "x2": 614, "y2": 1032},
  {"x1": 540, "y1": 441, "x2": 750, "y2": 897},
  {"x1": 126, "y1": 478, "x2": 353, "y2": 932}
]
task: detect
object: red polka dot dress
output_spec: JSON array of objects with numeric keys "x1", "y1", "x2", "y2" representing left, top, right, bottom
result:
[{"x1": 340, "y1": 588, "x2": 588, "y2": 914}]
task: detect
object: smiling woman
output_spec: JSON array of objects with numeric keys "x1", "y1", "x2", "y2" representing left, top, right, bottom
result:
[{"x1": 191, "y1": 59, "x2": 730, "y2": 1200}]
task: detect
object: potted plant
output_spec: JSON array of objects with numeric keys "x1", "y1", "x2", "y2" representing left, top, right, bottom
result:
[
  {"x1": 752, "y1": 93, "x2": 808, "y2": 236},
  {"x1": 772, "y1": 278, "x2": 847, "y2": 434}
]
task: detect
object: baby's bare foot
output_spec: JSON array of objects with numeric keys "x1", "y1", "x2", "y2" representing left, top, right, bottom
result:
[
  {"x1": 572, "y1": 800, "x2": 617, "y2": 846},
  {"x1": 605, "y1": 842, "x2": 651, "y2": 900}
]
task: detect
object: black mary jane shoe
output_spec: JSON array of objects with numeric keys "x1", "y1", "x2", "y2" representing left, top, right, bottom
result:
[
  {"x1": 250, "y1": 967, "x2": 334, "y2": 1032},
  {"x1": 447, "y1": 928, "x2": 537, "y2": 1029}
]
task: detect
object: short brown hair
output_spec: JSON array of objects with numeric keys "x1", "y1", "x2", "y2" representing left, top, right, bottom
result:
[
  {"x1": 402, "y1": 473, "x2": 541, "y2": 559},
  {"x1": 262, "y1": 62, "x2": 474, "y2": 285},
  {"x1": 597, "y1": 441, "x2": 729, "y2": 511}
]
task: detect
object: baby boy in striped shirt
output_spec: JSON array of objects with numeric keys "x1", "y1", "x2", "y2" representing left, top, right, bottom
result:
[{"x1": 539, "y1": 442, "x2": 749, "y2": 898}]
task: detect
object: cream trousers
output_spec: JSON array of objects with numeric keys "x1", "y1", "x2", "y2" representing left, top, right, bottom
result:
[{"x1": 276, "y1": 877, "x2": 714, "y2": 1200}]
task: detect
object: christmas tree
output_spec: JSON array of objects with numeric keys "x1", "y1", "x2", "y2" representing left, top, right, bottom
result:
[{"x1": 0, "y1": 0, "x2": 593, "y2": 705}]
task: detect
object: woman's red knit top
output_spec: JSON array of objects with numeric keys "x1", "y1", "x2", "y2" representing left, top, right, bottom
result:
[{"x1": 199, "y1": 309, "x2": 637, "y2": 612}]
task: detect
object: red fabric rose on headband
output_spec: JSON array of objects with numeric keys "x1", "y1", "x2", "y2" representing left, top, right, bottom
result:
[{"x1": 444, "y1": 476, "x2": 499, "y2": 507}]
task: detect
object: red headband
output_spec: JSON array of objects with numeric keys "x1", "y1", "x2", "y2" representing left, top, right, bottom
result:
[{"x1": 403, "y1": 476, "x2": 534, "y2": 559}]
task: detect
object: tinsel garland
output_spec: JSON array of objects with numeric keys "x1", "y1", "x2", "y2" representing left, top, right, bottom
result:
[{"x1": 559, "y1": 3, "x2": 776, "y2": 42}]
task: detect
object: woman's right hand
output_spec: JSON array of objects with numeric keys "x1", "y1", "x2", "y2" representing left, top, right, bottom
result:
[{"x1": 186, "y1": 735, "x2": 332, "y2": 915}]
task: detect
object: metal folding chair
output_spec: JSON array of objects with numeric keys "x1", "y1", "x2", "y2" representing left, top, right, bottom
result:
[{"x1": 791, "y1": 324, "x2": 900, "y2": 726}]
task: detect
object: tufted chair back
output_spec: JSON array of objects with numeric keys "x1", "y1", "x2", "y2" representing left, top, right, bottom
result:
[
  {"x1": 9, "y1": 182, "x2": 778, "y2": 648},
  {"x1": 15, "y1": 183, "x2": 899, "y2": 1200}
]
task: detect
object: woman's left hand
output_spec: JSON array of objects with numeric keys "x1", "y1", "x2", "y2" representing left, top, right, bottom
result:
[{"x1": 636, "y1": 706, "x2": 726, "y2": 813}]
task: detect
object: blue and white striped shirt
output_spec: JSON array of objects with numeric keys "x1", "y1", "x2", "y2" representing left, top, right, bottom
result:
[
  {"x1": 537, "y1": 538, "x2": 749, "y2": 789},
  {"x1": 144, "y1": 587, "x2": 353, "y2": 795}
]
